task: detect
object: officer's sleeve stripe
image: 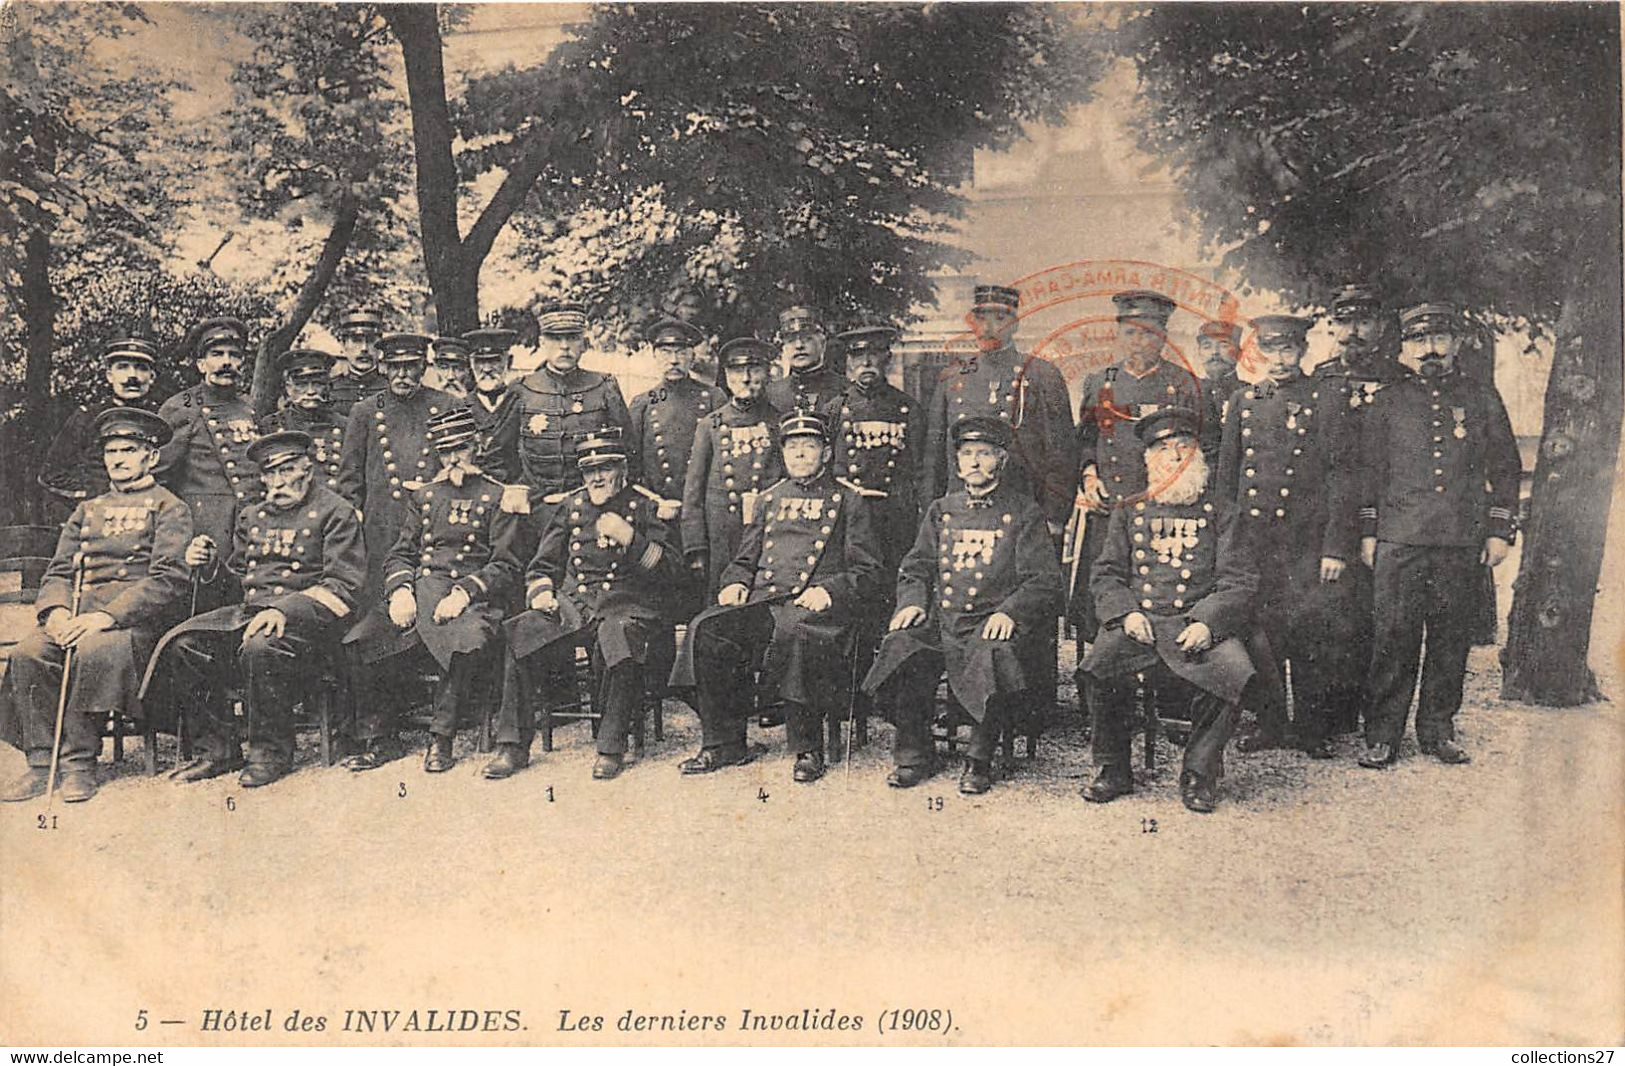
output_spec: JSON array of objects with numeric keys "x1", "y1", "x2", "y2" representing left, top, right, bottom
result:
[
  {"x1": 527, "y1": 577, "x2": 553, "y2": 597},
  {"x1": 638, "y1": 542, "x2": 663, "y2": 570},
  {"x1": 467, "y1": 574, "x2": 488, "y2": 594},
  {"x1": 385, "y1": 568, "x2": 415, "y2": 584},
  {"x1": 301, "y1": 587, "x2": 351, "y2": 618}
]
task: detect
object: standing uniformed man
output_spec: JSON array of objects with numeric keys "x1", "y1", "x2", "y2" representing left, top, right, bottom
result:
[
  {"x1": 432, "y1": 334, "x2": 474, "y2": 401},
  {"x1": 1079, "y1": 407, "x2": 1259, "y2": 813},
  {"x1": 141, "y1": 431, "x2": 366, "y2": 787},
  {"x1": 626, "y1": 315, "x2": 720, "y2": 694},
  {"x1": 39, "y1": 337, "x2": 161, "y2": 515},
  {"x1": 830, "y1": 323, "x2": 922, "y2": 572},
  {"x1": 863, "y1": 416, "x2": 1064, "y2": 794},
  {"x1": 922, "y1": 285, "x2": 1076, "y2": 532},
  {"x1": 674, "y1": 410, "x2": 882, "y2": 783},
  {"x1": 493, "y1": 428, "x2": 680, "y2": 781},
  {"x1": 256, "y1": 348, "x2": 347, "y2": 496},
  {"x1": 336, "y1": 332, "x2": 455, "y2": 617},
  {"x1": 1070, "y1": 291, "x2": 1212, "y2": 640},
  {"x1": 1309, "y1": 284, "x2": 1407, "y2": 736},
  {"x1": 1214, "y1": 315, "x2": 1359, "y2": 757},
  {"x1": 329, "y1": 308, "x2": 388, "y2": 417},
  {"x1": 1354, "y1": 302, "x2": 1520, "y2": 769},
  {"x1": 1196, "y1": 319, "x2": 1245, "y2": 426},
  {"x1": 156, "y1": 317, "x2": 260, "y2": 608},
  {"x1": 464, "y1": 326, "x2": 519, "y2": 448},
  {"x1": 766, "y1": 305, "x2": 844, "y2": 418},
  {"x1": 478, "y1": 301, "x2": 632, "y2": 524},
  {"x1": 679, "y1": 338, "x2": 786, "y2": 601},
  {"x1": 0, "y1": 410, "x2": 193, "y2": 803},
  {"x1": 342, "y1": 409, "x2": 522, "y2": 773}
]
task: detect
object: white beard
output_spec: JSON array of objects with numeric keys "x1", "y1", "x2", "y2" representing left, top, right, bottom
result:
[{"x1": 1145, "y1": 448, "x2": 1209, "y2": 506}]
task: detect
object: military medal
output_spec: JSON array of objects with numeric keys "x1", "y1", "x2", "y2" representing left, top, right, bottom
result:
[
  {"x1": 1452, "y1": 406, "x2": 1467, "y2": 439},
  {"x1": 528, "y1": 412, "x2": 549, "y2": 433}
]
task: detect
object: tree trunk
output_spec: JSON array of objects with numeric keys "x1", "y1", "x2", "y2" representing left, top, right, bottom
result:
[
  {"x1": 1502, "y1": 215, "x2": 1624, "y2": 705},
  {"x1": 19, "y1": 201, "x2": 57, "y2": 526},
  {"x1": 250, "y1": 187, "x2": 361, "y2": 418}
]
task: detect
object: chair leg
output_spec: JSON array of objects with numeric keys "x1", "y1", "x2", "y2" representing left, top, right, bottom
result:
[
  {"x1": 540, "y1": 701, "x2": 555, "y2": 753},
  {"x1": 855, "y1": 708, "x2": 868, "y2": 750},
  {"x1": 827, "y1": 714, "x2": 842, "y2": 764},
  {"x1": 653, "y1": 696, "x2": 664, "y2": 742},
  {"x1": 143, "y1": 719, "x2": 158, "y2": 776},
  {"x1": 318, "y1": 686, "x2": 334, "y2": 767},
  {"x1": 111, "y1": 713, "x2": 125, "y2": 764}
]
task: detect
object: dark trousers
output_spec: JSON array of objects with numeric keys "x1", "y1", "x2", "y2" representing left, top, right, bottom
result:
[
  {"x1": 496, "y1": 632, "x2": 648, "y2": 756},
  {"x1": 879, "y1": 649, "x2": 1008, "y2": 767},
  {"x1": 166, "y1": 628, "x2": 326, "y2": 768},
  {"x1": 352, "y1": 644, "x2": 490, "y2": 741},
  {"x1": 4, "y1": 630, "x2": 131, "y2": 768},
  {"x1": 692, "y1": 610, "x2": 831, "y2": 755},
  {"x1": 1087, "y1": 663, "x2": 1239, "y2": 782},
  {"x1": 1366, "y1": 542, "x2": 1479, "y2": 749}
]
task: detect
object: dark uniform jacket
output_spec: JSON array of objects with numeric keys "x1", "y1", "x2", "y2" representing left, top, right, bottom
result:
[
  {"x1": 257, "y1": 405, "x2": 347, "y2": 495},
  {"x1": 139, "y1": 485, "x2": 366, "y2": 717},
  {"x1": 0, "y1": 479, "x2": 193, "y2": 743},
  {"x1": 343, "y1": 469, "x2": 521, "y2": 667},
  {"x1": 1083, "y1": 491, "x2": 1258, "y2": 702},
  {"x1": 672, "y1": 470, "x2": 883, "y2": 702},
  {"x1": 1312, "y1": 354, "x2": 1406, "y2": 416},
  {"x1": 156, "y1": 383, "x2": 260, "y2": 548},
  {"x1": 337, "y1": 386, "x2": 454, "y2": 601},
  {"x1": 479, "y1": 365, "x2": 631, "y2": 501},
  {"x1": 38, "y1": 400, "x2": 158, "y2": 506},
  {"x1": 830, "y1": 379, "x2": 921, "y2": 567},
  {"x1": 329, "y1": 367, "x2": 386, "y2": 419},
  {"x1": 1076, "y1": 359, "x2": 1214, "y2": 507},
  {"x1": 923, "y1": 346, "x2": 1077, "y2": 526},
  {"x1": 1214, "y1": 372, "x2": 1359, "y2": 563},
  {"x1": 1202, "y1": 368, "x2": 1242, "y2": 427},
  {"x1": 1357, "y1": 370, "x2": 1521, "y2": 547},
  {"x1": 507, "y1": 482, "x2": 679, "y2": 665},
  {"x1": 627, "y1": 375, "x2": 721, "y2": 512},
  {"x1": 766, "y1": 364, "x2": 845, "y2": 420},
  {"x1": 864, "y1": 481, "x2": 1064, "y2": 719},
  {"x1": 469, "y1": 389, "x2": 515, "y2": 453},
  {"x1": 679, "y1": 398, "x2": 785, "y2": 595}
]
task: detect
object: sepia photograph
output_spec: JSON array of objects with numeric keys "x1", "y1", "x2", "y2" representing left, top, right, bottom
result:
[{"x1": 0, "y1": 0, "x2": 1620, "y2": 1050}]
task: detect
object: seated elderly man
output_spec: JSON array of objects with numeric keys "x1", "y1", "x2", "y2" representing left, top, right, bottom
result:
[
  {"x1": 343, "y1": 409, "x2": 522, "y2": 773},
  {"x1": 1079, "y1": 407, "x2": 1259, "y2": 813},
  {"x1": 0, "y1": 409, "x2": 193, "y2": 803},
  {"x1": 141, "y1": 430, "x2": 366, "y2": 788},
  {"x1": 491, "y1": 428, "x2": 679, "y2": 781},
  {"x1": 672, "y1": 410, "x2": 883, "y2": 784},
  {"x1": 862, "y1": 416, "x2": 1064, "y2": 795}
]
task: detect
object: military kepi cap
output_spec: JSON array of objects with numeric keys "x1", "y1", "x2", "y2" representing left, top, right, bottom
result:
[
  {"x1": 951, "y1": 415, "x2": 1013, "y2": 450},
  {"x1": 102, "y1": 337, "x2": 158, "y2": 367},
  {"x1": 278, "y1": 347, "x2": 336, "y2": 380},
  {"x1": 195, "y1": 316, "x2": 248, "y2": 352},
  {"x1": 94, "y1": 407, "x2": 171, "y2": 448},
  {"x1": 718, "y1": 337, "x2": 774, "y2": 367},
  {"x1": 537, "y1": 302, "x2": 588, "y2": 337},
  {"x1": 433, "y1": 336, "x2": 471, "y2": 364},
  {"x1": 576, "y1": 426, "x2": 628, "y2": 469},
  {"x1": 248, "y1": 430, "x2": 313, "y2": 472},
  {"x1": 1135, "y1": 406, "x2": 1202, "y2": 446},
  {"x1": 463, "y1": 328, "x2": 518, "y2": 356},
  {"x1": 377, "y1": 332, "x2": 432, "y2": 362},
  {"x1": 778, "y1": 306, "x2": 824, "y2": 337},
  {"x1": 1197, "y1": 320, "x2": 1242, "y2": 345},
  {"x1": 337, "y1": 309, "x2": 385, "y2": 335},
  {"x1": 1250, "y1": 315, "x2": 1314, "y2": 347},
  {"x1": 425, "y1": 408, "x2": 479, "y2": 452},
  {"x1": 1399, "y1": 302, "x2": 1462, "y2": 337},
  {"x1": 1330, "y1": 284, "x2": 1381, "y2": 318},
  {"x1": 972, "y1": 285, "x2": 1020, "y2": 313},
  {"x1": 780, "y1": 410, "x2": 829, "y2": 441},
  {"x1": 1113, "y1": 290, "x2": 1176, "y2": 326},
  {"x1": 647, "y1": 316, "x2": 704, "y2": 347},
  {"x1": 836, "y1": 324, "x2": 898, "y2": 355}
]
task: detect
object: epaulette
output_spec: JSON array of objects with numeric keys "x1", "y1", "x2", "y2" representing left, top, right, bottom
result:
[
  {"x1": 631, "y1": 482, "x2": 682, "y2": 520},
  {"x1": 631, "y1": 483, "x2": 663, "y2": 502},
  {"x1": 836, "y1": 477, "x2": 886, "y2": 499},
  {"x1": 542, "y1": 489, "x2": 575, "y2": 505}
]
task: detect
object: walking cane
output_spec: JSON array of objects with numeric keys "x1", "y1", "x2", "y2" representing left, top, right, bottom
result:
[
  {"x1": 44, "y1": 553, "x2": 87, "y2": 810},
  {"x1": 174, "y1": 568, "x2": 202, "y2": 770}
]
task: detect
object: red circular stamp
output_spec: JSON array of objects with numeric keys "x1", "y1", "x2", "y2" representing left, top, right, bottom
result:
[{"x1": 933, "y1": 259, "x2": 1257, "y2": 506}]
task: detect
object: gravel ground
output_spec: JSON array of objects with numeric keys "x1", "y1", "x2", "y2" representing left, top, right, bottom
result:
[{"x1": 1, "y1": 632, "x2": 1618, "y2": 1046}]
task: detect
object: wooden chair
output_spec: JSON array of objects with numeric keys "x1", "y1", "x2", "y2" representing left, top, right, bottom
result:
[
  {"x1": 931, "y1": 681, "x2": 1041, "y2": 765},
  {"x1": 540, "y1": 643, "x2": 663, "y2": 757}
]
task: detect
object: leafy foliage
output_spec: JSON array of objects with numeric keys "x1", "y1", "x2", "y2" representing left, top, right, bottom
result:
[
  {"x1": 455, "y1": 3, "x2": 1105, "y2": 335},
  {"x1": 1123, "y1": 2, "x2": 1620, "y2": 331}
]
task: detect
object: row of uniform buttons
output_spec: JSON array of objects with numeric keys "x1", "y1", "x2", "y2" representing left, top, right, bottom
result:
[
  {"x1": 202, "y1": 405, "x2": 255, "y2": 503},
  {"x1": 1129, "y1": 500, "x2": 1212, "y2": 610},
  {"x1": 718, "y1": 425, "x2": 768, "y2": 515},
  {"x1": 417, "y1": 488, "x2": 492, "y2": 579},
  {"x1": 1428, "y1": 386, "x2": 1454, "y2": 493},
  {"x1": 376, "y1": 407, "x2": 438, "y2": 500}
]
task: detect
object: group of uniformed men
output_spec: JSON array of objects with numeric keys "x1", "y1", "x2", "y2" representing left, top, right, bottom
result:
[{"x1": 0, "y1": 280, "x2": 1521, "y2": 813}]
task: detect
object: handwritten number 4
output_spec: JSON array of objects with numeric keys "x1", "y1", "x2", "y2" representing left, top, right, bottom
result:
[{"x1": 757, "y1": 788, "x2": 770, "y2": 803}]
